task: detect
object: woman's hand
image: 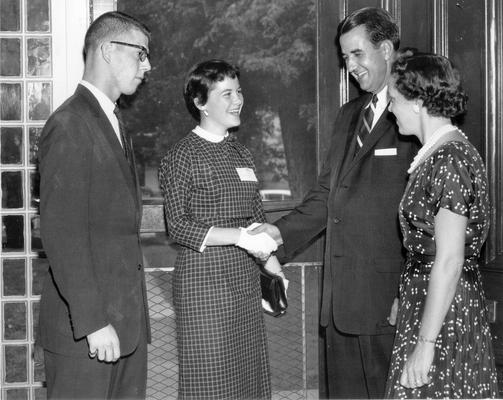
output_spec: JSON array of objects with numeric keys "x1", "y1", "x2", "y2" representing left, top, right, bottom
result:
[
  {"x1": 235, "y1": 228, "x2": 277, "y2": 259},
  {"x1": 264, "y1": 255, "x2": 289, "y2": 292},
  {"x1": 399, "y1": 341, "x2": 434, "y2": 389}
]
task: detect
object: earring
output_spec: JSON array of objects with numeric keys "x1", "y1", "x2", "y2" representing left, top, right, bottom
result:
[
  {"x1": 412, "y1": 104, "x2": 420, "y2": 113},
  {"x1": 203, "y1": 110, "x2": 209, "y2": 117}
]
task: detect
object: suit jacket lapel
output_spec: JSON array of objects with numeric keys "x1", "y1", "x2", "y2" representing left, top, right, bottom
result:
[
  {"x1": 76, "y1": 85, "x2": 140, "y2": 210},
  {"x1": 331, "y1": 96, "x2": 367, "y2": 185},
  {"x1": 341, "y1": 107, "x2": 395, "y2": 181}
]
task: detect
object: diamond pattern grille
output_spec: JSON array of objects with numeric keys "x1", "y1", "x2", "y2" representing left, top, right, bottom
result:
[{"x1": 144, "y1": 265, "x2": 319, "y2": 400}]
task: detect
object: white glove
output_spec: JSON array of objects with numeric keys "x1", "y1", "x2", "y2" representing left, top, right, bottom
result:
[{"x1": 236, "y1": 228, "x2": 277, "y2": 259}]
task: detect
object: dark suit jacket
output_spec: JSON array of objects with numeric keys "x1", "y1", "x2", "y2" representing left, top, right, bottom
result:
[
  {"x1": 276, "y1": 93, "x2": 418, "y2": 335},
  {"x1": 38, "y1": 84, "x2": 150, "y2": 356}
]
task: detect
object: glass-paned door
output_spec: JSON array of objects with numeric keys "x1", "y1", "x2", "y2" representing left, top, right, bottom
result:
[
  {"x1": 0, "y1": 0, "x2": 86, "y2": 398},
  {"x1": 1, "y1": 0, "x2": 51, "y2": 398}
]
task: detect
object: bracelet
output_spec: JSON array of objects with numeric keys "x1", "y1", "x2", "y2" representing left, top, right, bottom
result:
[{"x1": 418, "y1": 335, "x2": 436, "y2": 344}]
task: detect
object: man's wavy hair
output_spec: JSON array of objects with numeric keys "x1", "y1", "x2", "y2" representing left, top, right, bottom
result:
[
  {"x1": 339, "y1": 7, "x2": 400, "y2": 50},
  {"x1": 391, "y1": 53, "x2": 467, "y2": 118}
]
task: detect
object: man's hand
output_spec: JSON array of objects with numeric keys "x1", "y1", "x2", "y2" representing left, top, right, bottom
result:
[
  {"x1": 250, "y1": 223, "x2": 283, "y2": 246},
  {"x1": 235, "y1": 229, "x2": 277, "y2": 260},
  {"x1": 388, "y1": 297, "x2": 399, "y2": 326},
  {"x1": 87, "y1": 324, "x2": 120, "y2": 363}
]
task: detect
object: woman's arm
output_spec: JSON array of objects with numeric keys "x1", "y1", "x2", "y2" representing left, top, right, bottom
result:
[{"x1": 400, "y1": 207, "x2": 467, "y2": 389}]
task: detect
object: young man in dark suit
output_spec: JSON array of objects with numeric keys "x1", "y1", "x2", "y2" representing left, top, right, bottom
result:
[
  {"x1": 253, "y1": 7, "x2": 418, "y2": 399},
  {"x1": 38, "y1": 11, "x2": 151, "y2": 399}
]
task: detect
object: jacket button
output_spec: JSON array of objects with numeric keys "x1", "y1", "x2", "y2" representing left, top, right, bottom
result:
[
  {"x1": 138, "y1": 264, "x2": 142, "y2": 270},
  {"x1": 333, "y1": 218, "x2": 341, "y2": 224}
]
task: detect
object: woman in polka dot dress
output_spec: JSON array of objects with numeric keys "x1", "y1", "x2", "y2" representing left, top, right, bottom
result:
[{"x1": 385, "y1": 52, "x2": 498, "y2": 398}]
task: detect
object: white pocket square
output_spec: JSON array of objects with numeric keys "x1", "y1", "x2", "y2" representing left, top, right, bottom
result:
[{"x1": 374, "y1": 148, "x2": 397, "y2": 156}]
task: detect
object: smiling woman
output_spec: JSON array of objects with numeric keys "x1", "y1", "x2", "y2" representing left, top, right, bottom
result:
[{"x1": 158, "y1": 59, "x2": 285, "y2": 399}]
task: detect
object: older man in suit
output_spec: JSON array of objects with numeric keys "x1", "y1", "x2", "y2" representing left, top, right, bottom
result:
[
  {"x1": 38, "y1": 11, "x2": 151, "y2": 399},
  {"x1": 254, "y1": 7, "x2": 418, "y2": 399}
]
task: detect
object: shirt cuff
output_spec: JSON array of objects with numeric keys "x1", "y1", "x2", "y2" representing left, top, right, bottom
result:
[{"x1": 199, "y1": 226, "x2": 214, "y2": 252}]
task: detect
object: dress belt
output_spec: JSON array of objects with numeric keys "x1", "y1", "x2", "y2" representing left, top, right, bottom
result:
[{"x1": 406, "y1": 252, "x2": 478, "y2": 264}]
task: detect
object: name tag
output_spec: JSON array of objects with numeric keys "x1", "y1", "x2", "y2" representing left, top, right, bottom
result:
[
  {"x1": 236, "y1": 167, "x2": 258, "y2": 182},
  {"x1": 374, "y1": 148, "x2": 397, "y2": 156}
]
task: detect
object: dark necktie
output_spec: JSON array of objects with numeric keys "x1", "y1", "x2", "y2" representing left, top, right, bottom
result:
[
  {"x1": 113, "y1": 106, "x2": 132, "y2": 164},
  {"x1": 357, "y1": 94, "x2": 378, "y2": 149}
]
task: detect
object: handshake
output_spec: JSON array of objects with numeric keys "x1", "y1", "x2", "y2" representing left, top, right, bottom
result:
[{"x1": 235, "y1": 223, "x2": 278, "y2": 260}]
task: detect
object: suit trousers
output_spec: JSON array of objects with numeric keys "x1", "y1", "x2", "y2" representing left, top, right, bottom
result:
[
  {"x1": 44, "y1": 317, "x2": 148, "y2": 400},
  {"x1": 325, "y1": 323, "x2": 394, "y2": 399}
]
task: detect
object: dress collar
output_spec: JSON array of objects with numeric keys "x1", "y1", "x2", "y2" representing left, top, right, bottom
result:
[
  {"x1": 193, "y1": 125, "x2": 229, "y2": 143},
  {"x1": 407, "y1": 124, "x2": 465, "y2": 174}
]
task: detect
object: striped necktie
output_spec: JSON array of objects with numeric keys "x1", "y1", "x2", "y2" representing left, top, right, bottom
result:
[
  {"x1": 357, "y1": 94, "x2": 378, "y2": 148},
  {"x1": 113, "y1": 106, "x2": 132, "y2": 164}
]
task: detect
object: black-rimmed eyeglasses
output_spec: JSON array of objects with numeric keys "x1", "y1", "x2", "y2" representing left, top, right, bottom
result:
[{"x1": 110, "y1": 40, "x2": 149, "y2": 62}]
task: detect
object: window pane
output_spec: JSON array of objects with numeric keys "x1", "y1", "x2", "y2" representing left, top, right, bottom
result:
[
  {"x1": 28, "y1": 82, "x2": 51, "y2": 120},
  {"x1": 2, "y1": 215, "x2": 24, "y2": 252},
  {"x1": 31, "y1": 301, "x2": 40, "y2": 341},
  {"x1": 29, "y1": 170, "x2": 40, "y2": 208},
  {"x1": 2, "y1": 171, "x2": 23, "y2": 208},
  {"x1": 5, "y1": 388, "x2": 28, "y2": 400},
  {"x1": 120, "y1": 0, "x2": 317, "y2": 201},
  {"x1": 31, "y1": 257, "x2": 49, "y2": 296},
  {"x1": 1, "y1": 127, "x2": 23, "y2": 164},
  {"x1": 0, "y1": 83, "x2": 22, "y2": 121},
  {"x1": 34, "y1": 388, "x2": 47, "y2": 400},
  {"x1": 27, "y1": 37, "x2": 51, "y2": 77},
  {"x1": 26, "y1": 0, "x2": 50, "y2": 32},
  {"x1": 31, "y1": 215, "x2": 42, "y2": 252},
  {"x1": 29, "y1": 126, "x2": 43, "y2": 164},
  {"x1": 4, "y1": 302, "x2": 27, "y2": 340},
  {"x1": 2, "y1": 258, "x2": 26, "y2": 296},
  {"x1": 0, "y1": 38, "x2": 21, "y2": 76},
  {"x1": 0, "y1": 0, "x2": 21, "y2": 32},
  {"x1": 33, "y1": 342, "x2": 45, "y2": 382},
  {"x1": 4, "y1": 345, "x2": 28, "y2": 383}
]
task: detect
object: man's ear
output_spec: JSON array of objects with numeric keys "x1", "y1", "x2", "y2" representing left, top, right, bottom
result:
[
  {"x1": 100, "y1": 42, "x2": 113, "y2": 63},
  {"x1": 380, "y1": 40, "x2": 394, "y2": 61}
]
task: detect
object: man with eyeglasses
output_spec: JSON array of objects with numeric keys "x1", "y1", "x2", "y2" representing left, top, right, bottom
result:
[{"x1": 38, "y1": 11, "x2": 151, "y2": 399}]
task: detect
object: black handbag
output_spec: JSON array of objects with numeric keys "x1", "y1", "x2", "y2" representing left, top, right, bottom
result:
[{"x1": 260, "y1": 268, "x2": 288, "y2": 317}]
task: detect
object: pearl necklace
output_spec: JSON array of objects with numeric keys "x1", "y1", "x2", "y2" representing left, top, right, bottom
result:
[{"x1": 407, "y1": 124, "x2": 466, "y2": 174}]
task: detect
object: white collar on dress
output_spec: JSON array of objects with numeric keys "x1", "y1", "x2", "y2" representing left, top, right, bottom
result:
[
  {"x1": 192, "y1": 125, "x2": 229, "y2": 143},
  {"x1": 407, "y1": 124, "x2": 465, "y2": 174}
]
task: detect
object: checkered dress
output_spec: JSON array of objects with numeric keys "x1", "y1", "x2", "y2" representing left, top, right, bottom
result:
[{"x1": 159, "y1": 131, "x2": 271, "y2": 399}]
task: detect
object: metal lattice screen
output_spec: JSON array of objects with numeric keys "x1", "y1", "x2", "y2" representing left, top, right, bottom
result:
[{"x1": 144, "y1": 264, "x2": 321, "y2": 400}]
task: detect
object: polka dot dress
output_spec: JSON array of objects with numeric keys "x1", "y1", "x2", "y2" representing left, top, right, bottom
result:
[{"x1": 385, "y1": 140, "x2": 498, "y2": 399}]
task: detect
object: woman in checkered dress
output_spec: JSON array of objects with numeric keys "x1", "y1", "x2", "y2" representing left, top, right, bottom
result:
[{"x1": 159, "y1": 59, "x2": 284, "y2": 399}]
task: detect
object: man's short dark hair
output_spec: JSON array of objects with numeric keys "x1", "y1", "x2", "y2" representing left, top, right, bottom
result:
[
  {"x1": 339, "y1": 7, "x2": 400, "y2": 50},
  {"x1": 84, "y1": 11, "x2": 151, "y2": 60}
]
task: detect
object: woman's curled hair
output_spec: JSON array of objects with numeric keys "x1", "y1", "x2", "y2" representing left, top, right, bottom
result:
[{"x1": 391, "y1": 53, "x2": 467, "y2": 118}]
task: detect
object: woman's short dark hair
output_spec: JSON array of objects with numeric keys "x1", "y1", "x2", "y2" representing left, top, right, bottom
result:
[
  {"x1": 183, "y1": 59, "x2": 240, "y2": 122},
  {"x1": 339, "y1": 7, "x2": 400, "y2": 51},
  {"x1": 391, "y1": 53, "x2": 467, "y2": 118}
]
